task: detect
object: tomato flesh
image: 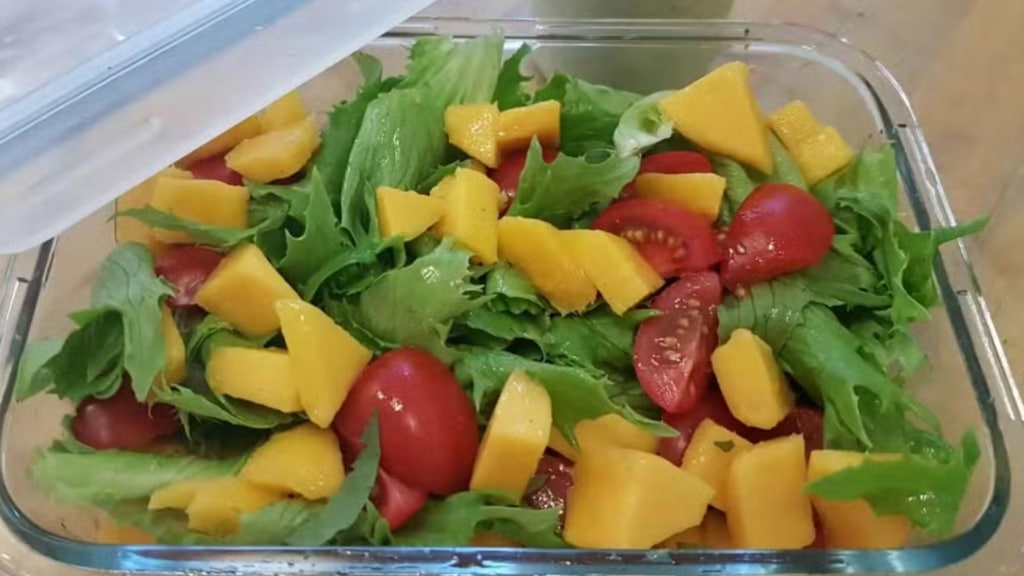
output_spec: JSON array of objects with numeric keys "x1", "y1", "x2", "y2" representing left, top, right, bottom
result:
[
  {"x1": 154, "y1": 246, "x2": 224, "y2": 308},
  {"x1": 657, "y1": 389, "x2": 753, "y2": 465},
  {"x1": 371, "y1": 468, "x2": 429, "y2": 531},
  {"x1": 488, "y1": 147, "x2": 558, "y2": 214},
  {"x1": 594, "y1": 199, "x2": 722, "y2": 277},
  {"x1": 523, "y1": 452, "x2": 574, "y2": 524},
  {"x1": 188, "y1": 154, "x2": 243, "y2": 186},
  {"x1": 623, "y1": 151, "x2": 713, "y2": 197},
  {"x1": 333, "y1": 348, "x2": 480, "y2": 496},
  {"x1": 747, "y1": 405, "x2": 824, "y2": 457},
  {"x1": 634, "y1": 272, "x2": 723, "y2": 414},
  {"x1": 72, "y1": 382, "x2": 181, "y2": 450},
  {"x1": 721, "y1": 183, "x2": 834, "y2": 290}
]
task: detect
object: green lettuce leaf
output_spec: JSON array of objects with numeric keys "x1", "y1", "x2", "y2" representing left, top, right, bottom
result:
[
  {"x1": 184, "y1": 315, "x2": 270, "y2": 364},
  {"x1": 481, "y1": 264, "x2": 550, "y2": 316},
  {"x1": 339, "y1": 88, "x2": 447, "y2": 243},
  {"x1": 712, "y1": 155, "x2": 757, "y2": 225},
  {"x1": 717, "y1": 277, "x2": 816, "y2": 351},
  {"x1": 277, "y1": 169, "x2": 347, "y2": 289},
  {"x1": 303, "y1": 235, "x2": 406, "y2": 302},
  {"x1": 13, "y1": 338, "x2": 64, "y2": 401},
  {"x1": 543, "y1": 307, "x2": 659, "y2": 378},
  {"x1": 394, "y1": 490, "x2": 564, "y2": 548},
  {"x1": 399, "y1": 33, "x2": 504, "y2": 108},
  {"x1": 454, "y1": 348, "x2": 673, "y2": 445},
  {"x1": 493, "y1": 43, "x2": 534, "y2": 110},
  {"x1": 507, "y1": 139, "x2": 639, "y2": 227},
  {"x1": 331, "y1": 239, "x2": 486, "y2": 361},
  {"x1": 416, "y1": 160, "x2": 474, "y2": 194},
  {"x1": 287, "y1": 416, "x2": 380, "y2": 546},
  {"x1": 761, "y1": 133, "x2": 807, "y2": 189},
  {"x1": 533, "y1": 74, "x2": 640, "y2": 156},
  {"x1": 805, "y1": 431, "x2": 979, "y2": 535},
  {"x1": 612, "y1": 90, "x2": 673, "y2": 157},
  {"x1": 17, "y1": 313, "x2": 122, "y2": 404},
  {"x1": 155, "y1": 365, "x2": 295, "y2": 429},
  {"x1": 32, "y1": 449, "x2": 244, "y2": 506},
  {"x1": 314, "y1": 52, "x2": 384, "y2": 204}
]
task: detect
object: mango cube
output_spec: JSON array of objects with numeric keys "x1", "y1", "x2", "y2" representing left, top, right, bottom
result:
[
  {"x1": 226, "y1": 116, "x2": 320, "y2": 183},
  {"x1": 96, "y1": 519, "x2": 155, "y2": 545},
  {"x1": 179, "y1": 115, "x2": 262, "y2": 166},
  {"x1": 711, "y1": 329, "x2": 794, "y2": 429},
  {"x1": 769, "y1": 100, "x2": 854, "y2": 185},
  {"x1": 149, "y1": 476, "x2": 285, "y2": 536},
  {"x1": 660, "y1": 509, "x2": 733, "y2": 549},
  {"x1": 657, "y1": 62, "x2": 772, "y2": 174},
  {"x1": 562, "y1": 229, "x2": 664, "y2": 315},
  {"x1": 470, "y1": 370, "x2": 552, "y2": 499},
  {"x1": 727, "y1": 435, "x2": 815, "y2": 549},
  {"x1": 548, "y1": 413, "x2": 657, "y2": 462},
  {"x1": 445, "y1": 103, "x2": 500, "y2": 168},
  {"x1": 433, "y1": 168, "x2": 500, "y2": 264},
  {"x1": 376, "y1": 186, "x2": 445, "y2": 240},
  {"x1": 564, "y1": 447, "x2": 713, "y2": 549},
  {"x1": 680, "y1": 418, "x2": 753, "y2": 511},
  {"x1": 149, "y1": 177, "x2": 249, "y2": 244},
  {"x1": 160, "y1": 306, "x2": 186, "y2": 386},
  {"x1": 115, "y1": 167, "x2": 192, "y2": 253},
  {"x1": 194, "y1": 243, "x2": 301, "y2": 337},
  {"x1": 497, "y1": 100, "x2": 561, "y2": 153},
  {"x1": 206, "y1": 347, "x2": 302, "y2": 413},
  {"x1": 497, "y1": 217, "x2": 596, "y2": 314},
  {"x1": 633, "y1": 173, "x2": 726, "y2": 222},
  {"x1": 260, "y1": 91, "x2": 308, "y2": 132},
  {"x1": 807, "y1": 450, "x2": 911, "y2": 549},
  {"x1": 240, "y1": 423, "x2": 345, "y2": 500},
  {"x1": 275, "y1": 299, "x2": 372, "y2": 428}
]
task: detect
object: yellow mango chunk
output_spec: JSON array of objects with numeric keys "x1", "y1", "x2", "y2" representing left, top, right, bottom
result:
[
  {"x1": 225, "y1": 116, "x2": 320, "y2": 184},
  {"x1": 194, "y1": 243, "x2": 300, "y2": 337},
  {"x1": 240, "y1": 423, "x2": 345, "y2": 500},
  {"x1": 633, "y1": 173, "x2": 726, "y2": 222},
  {"x1": 657, "y1": 62, "x2": 772, "y2": 174},
  {"x1": 445, "y1": 103, "x2": 500, "y2": 168},
  {"x1": 376, "y1": 186, "x2": 445, "y2": 240},
  {"x1": 96, "y1": 519, "x2": 155, "y2": 545},
  {"x1": 769, "y1": 100, "x2": 854, "y2": 185},
  {"x1": 807, "y1": 450, "x2": 911, "y2": 549},
  {"x1": 660, "y1": 509, "x2": 732, "y2": 549},
  {"x1": 562, "y1": 229, "x2": 664, "y2": 315},
  {"x1": 206, "y1": 347, "x2": 302, "y2": 413},
  {"x1": 150, "y1": 177, "x2": 249, "y2": 244},
  {"x1": 711, "y1": 329, "x2": 794, "y2": 429},
  {"x1": 433, "y1": 168, "x2": 500, "y2": 264},
  {"x1": 115, "y1": 167, "x2": 192, "y2": 253},
  {"x1": 680, "y1": 419, "x2": 753, "y2": 511},
  {"x1": 179, "y1": 115, "x2": 262, "y2": 166},
  {"x1": 160, "y1": 306, "x2": 186, "y2": 386},
  {"x1": 470, "y1": 370, "x2": 551, "y2": 499},
  {"x1": 275, "y1": 300, "x2": 372, "y2": 428},
  {"x1": 497, "y1": 217, "x2": 596, "y2": 314},
  {"x1": 260, "y1": 91, "x2": 308, "y2": 132},
  {"x1": 548, "y1": 414, "x2": 657, "y2": 462},
  {"x1": 149, "y1": 477, "x2": 222, "y2": 510},
  {"x1": 727, "y1": 435, "x2": 815, "y2": 549},
  {"x1": 564, "y1": 447, "x2": 713, "y2": 549},
  {"x1": 497, "y1": 100, "x2": 561, "y2": 153},
  {"x1": 186, "y1": 477, "x2": 286, "y2": 536}
]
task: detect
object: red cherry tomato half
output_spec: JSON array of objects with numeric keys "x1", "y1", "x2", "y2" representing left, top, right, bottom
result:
[
  {"x1": 622, "y1": 151, "x2": 713, "y2": 197},
  {"x1": 720, "y1": 183, "x2": 834, "y2": 291},
  {"x1": 154, "y1": 246, "x2": 224, "y2": 308},
  {"x1": 72, "y1": 382, "x2": 181, "y2": 450},
  {"x1": 188, "y1": 154, "x2": 243, "y2": 186},
  {"x1": 594, "y1": 199, "x2": 722, "y2": 278},
  {"x1": 657, "y1": 390, "x2": 753, "y2": 465},
  {"x1": 523, "y1": 452, "x2": 574, "y2": 524},
  {"x1": 371, "y1": 468, "x2": 429, "y2": 531},
  {"x1": 333, "y1": 348, "x2": 480, "y2": 496},
  {"x1": 747, "y1": 405, "x2": 825, "y2": 458},
  {"x1": 634, "y1": 272, "x2": 723, "y2": 414},
  {"x1": 489, "y1": 147, "x2": 558, "y2": 214}
]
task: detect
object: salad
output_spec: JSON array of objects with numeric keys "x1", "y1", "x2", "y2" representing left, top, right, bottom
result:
[{"x1": 15, "y1": 32, "x2": 985, "y2": 550}]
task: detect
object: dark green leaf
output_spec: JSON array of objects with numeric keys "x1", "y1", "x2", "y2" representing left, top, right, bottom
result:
[
  {"x1": 493, "y1": 43, "x2": 534, "y2": 110},
  {"x1": 185, "y1": 315, "x2": 270, "y2": 364},
  {"x1": 155, "y1": 365, "x2": 295, "y2": 429},
  {"x1": 14, "y1": 338, "x2": 65, "y2": 401},
  {"x1": 714, "y1": 440, "x2": 735, "y2": 453},
  {"x1": 717, "y1": 277, "x2": 816, "y2": 350},
  {"x1": 712, "y1": 155, "x2": 757, "y2": 225},
  {"x1": 416, "y1": 160, "x2": 474, "y2": 194},
  {"x1": 507, "y1": 139, "x2": 639, "y2": 228},
  {"x1": 118, "y1": 204, "x2": 287, "y2": 249},
  {"x1": 533, "y1": 74, "x2": 641, "y2": 156},
  {"x1": 278, "y1": 169, "x2": 348, "y2": 288}
]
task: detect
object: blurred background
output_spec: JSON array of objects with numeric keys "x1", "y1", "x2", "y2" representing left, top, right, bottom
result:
[{"x1": 422, "y1": 0, "x2": 1024, "y2": 376}]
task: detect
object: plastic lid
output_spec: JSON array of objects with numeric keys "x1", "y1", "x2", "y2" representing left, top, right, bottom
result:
[{"x1": 0, "y1": 0, "x2": 433, "y2": 254}]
